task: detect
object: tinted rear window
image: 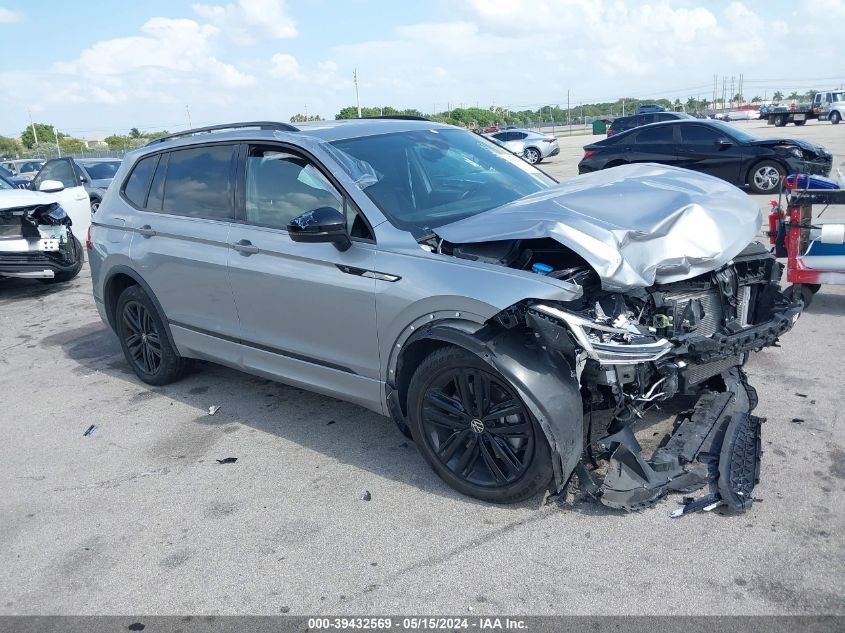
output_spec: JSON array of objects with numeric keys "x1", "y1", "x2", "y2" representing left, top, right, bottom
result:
[
  {"x1": 161, "y1": 145, "x2": 236, "y2": 220},
  {"x1": 635, "y1": 125, "x2": 674, "y2": 144},
  {"x1": 680, "y1": 125, "x2": 721, "y2": 143},
  {"x1": 123, "y1": 156, "x2": 157, "y2": 207}
]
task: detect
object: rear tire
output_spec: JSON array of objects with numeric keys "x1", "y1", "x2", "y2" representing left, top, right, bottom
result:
[
  {"x1": 831, "y1": 112, "x2": 841, "y2": 125},
  {"x1": 774, "y1": 115, "x2": 787, "y2": 127},
  {"x1": 407, "y1": 346, "x2": 553, "y2": 503},
  {"x1": 748, "y1": 160, "x2": 785, "y2": 194},
  {"x1": 523, "y1": 147, "x2": 541, "y2": 164},
  {"x1": 115, "y1": 285, "x2": 191, "y2": 385}
]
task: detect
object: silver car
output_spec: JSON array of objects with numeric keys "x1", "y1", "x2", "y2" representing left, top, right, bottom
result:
[
  {"x1": 1, "y1": 159, "x2": 46, "y2": 181},
  {"x1": 484, "y1": 129, "x2": 560, "y2": 164},
  {"x1": 89, "y1": 119, "x2": 799, "y2": 512}
]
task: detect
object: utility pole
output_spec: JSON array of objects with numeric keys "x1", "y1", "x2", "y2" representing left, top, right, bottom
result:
[
  {"x1": 713, "y1": 74, "x2": 717, "y2": 109},
  {"x1": 304, "y1": 104, "x2": 309, "y2": 120},
  {"x1": 27, "y1": 107, "x2": 39, "y2": 145},
  {"x1": 567, "y1": 89, "x2": 571, "y2": 136},
  {"x1": 54, "y1": 126, "x2": 61, "y2": 158},
  {"x1": 730, "y1": 76, "x2": 735, "y2": 109},
  {"x1": 353, "y1": 68, "x2": 361, "y2": 118},
  {"x1": 185, "y1": 105, "x2": 192, "y2": 128}
]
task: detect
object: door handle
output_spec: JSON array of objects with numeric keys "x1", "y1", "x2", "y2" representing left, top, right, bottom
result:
[
  {"x1": 232, "y1": 239, "x2": 259, "y2": 255},
  {"x1": 137, "y1": 225, "x2": 156, "y2": 237}
]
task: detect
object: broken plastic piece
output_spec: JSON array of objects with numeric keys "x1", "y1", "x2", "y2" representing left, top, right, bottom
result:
[
  {"x1": 360, "y1": 490, "x2": 372, "y2": 501},
  {"x1": 216, "y1": 457, "x2": 237, "y2": 464},
  {"x1": 83, "y1": 424, "x2": 96, "y2": 437},
  {"x1": 208, "y1": 405, "x2": 221, "y2": 415}
]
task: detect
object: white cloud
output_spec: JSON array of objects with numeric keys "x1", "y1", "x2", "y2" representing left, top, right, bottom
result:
[
  {"x1": 192, "y1": 0, "x2": 296, "y2": 45},
  {"x1": 0, "y1": 7, "x2": 21, "y2": 23},
  {"x1": 269, "y1": 53, "x2": 301, "y2": 79}
]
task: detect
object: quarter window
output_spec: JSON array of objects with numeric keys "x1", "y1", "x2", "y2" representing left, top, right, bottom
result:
[
  {"x1": 122, "y1": 155, "x2": 157, "y2": 208},
  {"x1": 160, "y1": 145, "x2": 236, "y2": 220}
]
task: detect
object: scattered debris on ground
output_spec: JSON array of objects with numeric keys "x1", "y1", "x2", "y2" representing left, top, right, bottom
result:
[
  {"x1": 83, "y1": 424, "x2": 96, "y2": 437},
  {"x1": 208, "y1": 405, "x2": 221, "y2": 415},
  {"x1": 360, "y1": 490, "x2": 372, "y2": 501},
  {"x1": 216, "y1": 457, "x2": 237, "y2": 464}
]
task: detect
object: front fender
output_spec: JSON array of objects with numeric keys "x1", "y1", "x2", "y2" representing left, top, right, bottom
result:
[{"x1": 399, "y1": 323, "x2": 583, "y2": 489}]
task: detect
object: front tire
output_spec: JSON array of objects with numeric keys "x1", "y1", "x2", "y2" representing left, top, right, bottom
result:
[
  {"x1": 407, "y1": 346, "x2": 553, "y2": 503},
  {"x1": 774, "y1": 115, "x2": 787, "y2": 127},
  {"x1": 831, "y1": 111, "x2": 841, "y2": 125},
  {"x1": 748, "y1": 160, "x2": 785, "y2": 194},
  {"x1": 115, "y1": 285, "x2": 191, "y2": 385}
]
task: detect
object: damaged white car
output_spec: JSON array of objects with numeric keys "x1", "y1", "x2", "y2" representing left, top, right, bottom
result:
[
  {"x1": 0, "y1": 177, "x2": 84, "y2": 282},
  {"x1": 89, "y1": 120, "x2": 801, "y2": 515}
]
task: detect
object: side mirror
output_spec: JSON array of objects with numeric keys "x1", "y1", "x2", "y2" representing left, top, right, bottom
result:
[
  {"x1": 79, "y1": 175, "x2": 88, "y2": 184},
  {"x1": 38, "y1": 179, "x2": 65, "y2": 193},
  {"x1": 716, "y1": 138, "x2": 733, "y2": 147},
  {"x1": 287, "y1": 206, "x2": 351, "y2": 252}
]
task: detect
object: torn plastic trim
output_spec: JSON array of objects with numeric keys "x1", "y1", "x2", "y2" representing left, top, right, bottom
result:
[
  {"x1": 581, "y1": 367, "x2": 764, "y2": 513},
  {"x1": 531, "y1": 303, "x2": 673, "y2": 364}
]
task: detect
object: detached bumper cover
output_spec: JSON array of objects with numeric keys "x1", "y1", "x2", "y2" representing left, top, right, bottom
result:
[{"x1": 579, "y1": 368, "x2": 763, "y2": 514}]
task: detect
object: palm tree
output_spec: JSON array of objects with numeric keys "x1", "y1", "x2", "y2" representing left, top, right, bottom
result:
[
  {"x1": 788, "y1": 91, "x2": 800, "y2": 100},
  {"x1": 751, "y1": 96, "x2": 761, "y2": 103},
  {"x1": 773, "y1": 90, "x2": 784, "y2": 101}
]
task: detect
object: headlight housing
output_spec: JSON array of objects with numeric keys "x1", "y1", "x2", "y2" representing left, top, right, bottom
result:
[{"x1": 532, "y1": 304, "x2": 673, "y2": 364}]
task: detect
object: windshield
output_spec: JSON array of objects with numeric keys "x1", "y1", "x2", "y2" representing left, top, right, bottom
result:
[
  {"x1": 0, "y1": 176, "x2": 12, "y2": 190},
  {"x1": 80, "y1": 160, "x2": 121, "y2": 180},
  {"x1": 709, "y1": 119, "x2": 756, "y2": 142},
  {"x1": 329, "y1": 128, "x2": 555, "y2": 236}
]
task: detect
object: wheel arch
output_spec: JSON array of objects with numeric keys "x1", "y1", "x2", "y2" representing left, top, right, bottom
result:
[
  {"x1": 391, "y1": 320, "x2": 583, "y2": 489},
  {"x1": 102, "y1": 265, "x2": 179, "y2": 352},
  {"x1": 743, "y1": 156, "x2": 788, "y2": 188}
]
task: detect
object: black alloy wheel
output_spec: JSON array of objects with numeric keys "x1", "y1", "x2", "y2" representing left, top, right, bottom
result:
[
  {"x1": 115, "y1": 285, "x2": 191, "y2": 385},
  {"x1": 408, "y1": 346, "x2": 553, "y2": 502},
  {"x1": 122, "y1": 300, "x2": 163, "y2": 375}
]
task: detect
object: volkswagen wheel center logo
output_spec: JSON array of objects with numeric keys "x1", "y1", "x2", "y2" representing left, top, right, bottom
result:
[{"x1": 470, "y1": 418, "x2": 485, "y2": 434}]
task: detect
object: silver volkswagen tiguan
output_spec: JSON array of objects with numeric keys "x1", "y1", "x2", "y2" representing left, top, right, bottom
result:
[{"x1": 89, "y1": 119, "x2": 801, "y2": 512}]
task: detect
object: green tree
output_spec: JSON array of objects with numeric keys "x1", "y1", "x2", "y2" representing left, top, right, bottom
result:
[
  {"x1": 289, "y1": 113, "x2": 322, "y2": 123},
  {"x1": 104, "y1": 134, "x2": 132, "y2": 150},
  {"x1": 0, "y1": 135, "x2": 18, "y2": 157},
  {"x1": 129, "y1": 127, "x2": 142, "y2": 139},
  {"x1": 751, "y1": 96, "x2": 762, "y2": 103},
  {"x1": 143, "y1": 130, "x2": 170, "y2": 140},
  {"x1": 772, "y1": 90, "x2": 784, "y2": 101},
  {"x1": 21, "y1": 123, "x2": 63, "y2": 149},
  {"x1": 59, "y1": 137, "x2": 85, "y2": 154},
  {"x1": 788, "y1": 91, "x2": 800, "y2": 100}
]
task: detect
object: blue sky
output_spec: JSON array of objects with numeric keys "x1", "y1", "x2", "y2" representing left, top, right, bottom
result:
[{"x1": 1, "y1": 0, "x2": 842, "y2": 140}]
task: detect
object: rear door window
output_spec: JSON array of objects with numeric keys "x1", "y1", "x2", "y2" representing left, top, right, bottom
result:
[
  {"x1": 634, "y1": 125, "x2": 675, "y2": 144},
  {"x1": 680, "y1": 125, "x2": 722, "y2": 144},
  {"x1": 160, "y1": 145, "x2": 237, "y2": 220}
]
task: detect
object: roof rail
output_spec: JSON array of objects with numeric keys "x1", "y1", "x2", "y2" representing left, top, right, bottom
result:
[
  {"x1": 144, "y1": 121, "x2": 299, "y2": 146},
  {"x1": 361, "y1": 115, "x2": 430, "y2": 121}
]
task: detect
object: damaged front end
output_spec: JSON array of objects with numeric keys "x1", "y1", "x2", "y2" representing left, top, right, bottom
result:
[
  {"x1": 0, "y1": 202, "x2": 80, "y2": 279},
  {"x1": 492, "y1": 243, "x2": 801, "y2": 514}
]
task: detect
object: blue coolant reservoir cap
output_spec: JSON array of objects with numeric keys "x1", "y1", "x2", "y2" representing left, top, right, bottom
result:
[{"x1": 532, "y1": 263, "x2": 554, "y2": 275}]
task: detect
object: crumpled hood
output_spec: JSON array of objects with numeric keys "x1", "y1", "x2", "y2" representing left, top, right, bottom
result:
[
  {"x1": 0, "y1": 189, "x2": 59, "y2": 212},
  {"x1": 435, "y1": 163, "x2": 762, "y2": 292}
]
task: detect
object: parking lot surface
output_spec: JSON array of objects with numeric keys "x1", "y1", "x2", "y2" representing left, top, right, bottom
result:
[{"x1": 1, "y1": 120, "x2": 843, "y2": 615}]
